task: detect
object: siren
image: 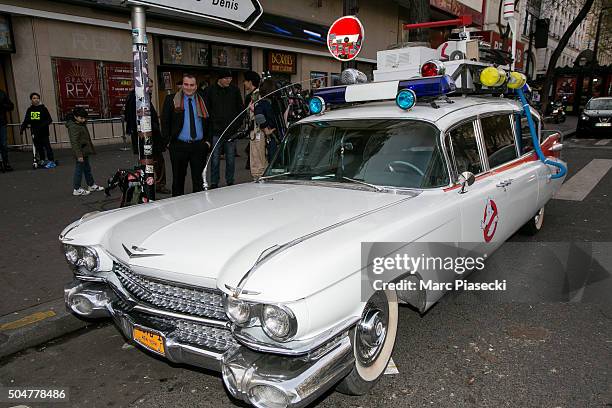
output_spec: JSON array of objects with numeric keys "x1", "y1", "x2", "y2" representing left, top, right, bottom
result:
[
  {"x1": 420, "y1": 60, "x2": 446, "y2": 77},
  {"x1": 479, "y1": 66, "x2": 508, "y2": 87}
]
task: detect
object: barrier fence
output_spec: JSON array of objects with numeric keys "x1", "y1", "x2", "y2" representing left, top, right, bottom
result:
[{"x1": 6, "y1": 117, "x2": 129, "y2": 150}]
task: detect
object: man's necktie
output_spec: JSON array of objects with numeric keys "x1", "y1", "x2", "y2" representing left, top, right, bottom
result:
[{"x1": 188, "y1": 98, "x2": 197, "y2": 140}]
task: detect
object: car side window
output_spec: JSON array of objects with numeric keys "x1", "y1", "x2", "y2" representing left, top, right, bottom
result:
[
  {"x1": 516, "y1": 113, "x2": 539, "y2": 154},
  {"x1": 447, "y1": 121, "x2": 483, "y2": 175},
  {"x1": 480, "y1": 114, "x2": 518, "y2": 168}
]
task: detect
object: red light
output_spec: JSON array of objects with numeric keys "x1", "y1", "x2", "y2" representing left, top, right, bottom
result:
[
  {"x1": 420, "y1": 60, "x2": 445, "y2": 77},
  {"x1": 421, "y1": 62, "x2": 438, "y2": 77}
]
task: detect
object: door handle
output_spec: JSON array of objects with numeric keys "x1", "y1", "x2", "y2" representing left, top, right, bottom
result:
[{"x1": 496, "y1": 179, "x2": 513, "y2": 188}]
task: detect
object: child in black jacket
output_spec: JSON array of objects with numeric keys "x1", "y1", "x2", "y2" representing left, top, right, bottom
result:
[{"x1": 20, "y1": 92, "x2": 55, "y2": 162}]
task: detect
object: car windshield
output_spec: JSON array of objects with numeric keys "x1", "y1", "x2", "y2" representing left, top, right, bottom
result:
[
  {"x1": 586, "y1": 99, "x2": 612, "y2": 110},
  {"x1": 263, "y1": 119, "x2": 449, "y2": 189}
]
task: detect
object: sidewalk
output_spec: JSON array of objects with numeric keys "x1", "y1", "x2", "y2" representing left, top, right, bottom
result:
[
  {"x1": 543, "y1": 114, "x2": 577, "y2": 138},
  {"x1": 0, "y1": 140, "x2": 252, "y2": 357}
]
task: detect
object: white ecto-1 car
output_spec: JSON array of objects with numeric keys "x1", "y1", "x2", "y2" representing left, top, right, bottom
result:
[{"x1": 60, "y1": 75, "x2": 566, "y2": 408}]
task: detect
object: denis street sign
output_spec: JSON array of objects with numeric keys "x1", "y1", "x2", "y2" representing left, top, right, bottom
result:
[{"x1": 127, "y1": 0, "x2": 263, "y2": 31}]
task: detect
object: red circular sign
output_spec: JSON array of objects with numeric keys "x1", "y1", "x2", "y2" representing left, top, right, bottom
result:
[{"x1": 327, "y1": 16, "x2": 365, "y2": 61}]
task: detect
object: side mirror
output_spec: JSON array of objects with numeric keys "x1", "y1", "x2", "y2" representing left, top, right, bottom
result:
[{"x1": 457, "y1": 171, "x2": 475, "y2": 194}]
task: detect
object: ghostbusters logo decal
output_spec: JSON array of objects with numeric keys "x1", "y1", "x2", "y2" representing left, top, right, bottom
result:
[
  {"x1": 327, "y1": 16, "x2": 364, "y2": 61},
  {"x1": 481, "y1": 198, "x2": 499, "y2": 242}
]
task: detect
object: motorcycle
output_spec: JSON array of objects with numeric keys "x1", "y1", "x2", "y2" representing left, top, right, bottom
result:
[{"x1": 550, "y1": 100, "x2": 566, "y2": 124}]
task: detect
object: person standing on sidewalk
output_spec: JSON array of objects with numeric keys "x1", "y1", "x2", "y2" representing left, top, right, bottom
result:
[
  {"x1": 255, "y1": 79, "x2": 281, "y2": 164},
  {"x1": 204, "y1": 70, "x2": 243, "y2": 188},
  {"x1": 125, "y1": 80, "x2": 171, "y2": 194},
  {"x1": 0, "y1": 88, "x2": 14, "y2": 171},
  {"x1": 162, "y1": 73, "x2": 211, "y2": 196},
  {"x1": 243, "y1": 71, "x2": 267, "y2": 180},
  {"x1": 20, "y1": 92, "x2": 55, "y2": 164},
  {"x1": 66, "y1": 107, "x2": 104, "y2": 196}
]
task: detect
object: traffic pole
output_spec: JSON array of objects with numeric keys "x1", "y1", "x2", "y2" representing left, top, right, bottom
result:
[{"x1": 130, "y1": 5, "x2": 155, "y2": 202}]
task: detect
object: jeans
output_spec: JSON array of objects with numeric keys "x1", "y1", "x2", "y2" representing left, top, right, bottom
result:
[
  {"x1": 73, "y1": 157, "x2": 95, "y2": 190},
  {"x1": 0, "y1": 125, "x2": 8, "y2": 163},
  {"x1": 210, "y1": 136, "x2": 236, "y2": 186}
]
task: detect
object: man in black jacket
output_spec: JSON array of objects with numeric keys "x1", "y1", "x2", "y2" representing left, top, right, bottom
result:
[
  {"x1": 162, "y1": 73, "x2": 211, "y2": 196},
  {"x1": 204, "y1": 70, "x2": 244, "y2": 188},
  {"x1": 0, "y1": 88, "x2": 14, "y2": 171},
  {"x1": 125, "y1": 79, "x2": 170, "y2": 194},
  {"x1": 20, "y1": 92, "x2": 55, "y2": 163}
]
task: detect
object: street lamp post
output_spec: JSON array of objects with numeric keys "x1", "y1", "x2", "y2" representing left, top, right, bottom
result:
[{"x1": 130, "y1": 5, "x2": 155, "y2": 202}]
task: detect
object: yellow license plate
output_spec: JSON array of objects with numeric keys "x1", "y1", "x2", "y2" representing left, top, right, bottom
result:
[{"x1": 133, "y1": 327, "x2": 165, "y2": 356}]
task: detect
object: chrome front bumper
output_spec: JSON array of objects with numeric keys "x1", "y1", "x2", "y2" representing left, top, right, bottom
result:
[{"x1": 64, "y1": 279, "x2": 355, "y2": 408}]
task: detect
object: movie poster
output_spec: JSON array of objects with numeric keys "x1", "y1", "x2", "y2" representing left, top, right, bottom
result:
[
  {"x1": 104, "y1": 62, "x2": 133, "y2": 117},
  {"x1": 54, "y1": 58, "x2": 102, "y2": 119},
  {"x1": 310, "y1": 71, "x2": 327, "y2": 90}
]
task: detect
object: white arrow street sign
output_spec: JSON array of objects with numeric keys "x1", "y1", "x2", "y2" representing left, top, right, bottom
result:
[{"x1": 127, "y1": 0, "x2": 263, "y2": 31}]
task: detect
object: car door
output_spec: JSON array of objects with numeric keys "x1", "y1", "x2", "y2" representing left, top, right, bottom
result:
[
  {"x1": 479, "y1": 113, "x2": 539, "y2": 235},
  {"x1": 445, "y1": 119, "x2": 508, "y2": 254}
]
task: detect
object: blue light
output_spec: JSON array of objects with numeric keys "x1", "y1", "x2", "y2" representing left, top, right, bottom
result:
[
  {"x1": 398, "y1": 75, "x2": 456, "y2": 98},
  {"x1": 309, "y1": 96, "x2": 325, "y2": 115},
  {"x1": 303, "y1": 29, "x2": 322, "y2": 38},
  {"x1": 396, "y1": 89, "x2": 416, "y2": 110}
]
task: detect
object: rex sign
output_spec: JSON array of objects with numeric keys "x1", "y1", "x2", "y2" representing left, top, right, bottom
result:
[
  {"x1": 54, "y1": 58, "x2": 101, "y2": 119},
  {"x1": 127, "y1": 0, "x2": 263, "y2": 30}
]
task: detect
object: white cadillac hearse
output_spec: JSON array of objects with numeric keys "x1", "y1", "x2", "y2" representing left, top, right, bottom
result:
[{"x1": 60, "y1": 63, "x2": 566, "y2": 407}]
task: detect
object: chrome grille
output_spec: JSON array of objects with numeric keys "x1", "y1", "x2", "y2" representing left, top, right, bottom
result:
[
  {"x1": 113, "y1": 262, "x2": 227, "y2": 321},
  {"x1": 134, "y1": 313, "x2": 237, "y2": 352}
]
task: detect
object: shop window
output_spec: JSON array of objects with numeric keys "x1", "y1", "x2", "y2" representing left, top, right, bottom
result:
[
  {"x1": 480, "y1": 115, "x2": 518, "y2": 168},
  {"x1": 446, "y1": 121, "x2": 483, "y2": 175}
]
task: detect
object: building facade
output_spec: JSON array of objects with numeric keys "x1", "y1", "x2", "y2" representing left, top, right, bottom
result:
[{"x1": 0, "y1": 0, "x2": 403, "y2": 146}]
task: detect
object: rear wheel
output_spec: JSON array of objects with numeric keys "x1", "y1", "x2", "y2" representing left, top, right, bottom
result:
[
  {"x1": 520, "y1": 206, "x2": 545, "y2": 235},
  {"x1": 337, "y1": 289, "x2": 398, "y2": 395}
]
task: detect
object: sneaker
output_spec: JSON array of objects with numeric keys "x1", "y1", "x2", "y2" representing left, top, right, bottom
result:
[
  {"x1": 73, "y1": 188, "x2": 91, "y2": 196},
  {"x1": 87, "y1": 184, "x2": 105, "y2": 192}
]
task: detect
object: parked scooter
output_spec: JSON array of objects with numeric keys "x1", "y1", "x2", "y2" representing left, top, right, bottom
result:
[{"x1": 550, "y1": 100, "x2": 566, "y2": 124}]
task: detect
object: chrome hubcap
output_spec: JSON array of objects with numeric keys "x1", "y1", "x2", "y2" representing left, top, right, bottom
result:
[{"x1": 356, "y1": 308, "x2": 387, "y2": 366}]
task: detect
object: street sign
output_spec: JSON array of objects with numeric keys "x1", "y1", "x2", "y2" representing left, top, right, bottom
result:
[
  {"x1": 327, "y1": 16, "x2": 364, "y2": 61},
  {"x1": 127, "y1": 0, "x2": 263, "y2": 31}
]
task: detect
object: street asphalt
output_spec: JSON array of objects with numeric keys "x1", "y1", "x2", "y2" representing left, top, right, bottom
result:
[{"x1": 1, "y1": 116, "x2": 611, "y2": 407}]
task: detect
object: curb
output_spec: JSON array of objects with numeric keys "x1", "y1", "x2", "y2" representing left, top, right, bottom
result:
[{"x1": 0, "y1": 298, "x2": 90, "y2": 359}]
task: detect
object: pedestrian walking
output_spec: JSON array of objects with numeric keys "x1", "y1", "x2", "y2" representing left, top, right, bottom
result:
[
  {"x1": 125, "y1": 80, "x2": 171, "y2": 194},
  {"x1": 20, "y1": 92, "x2": 55, "y2": 164},
  {"x1": 243, "y1": 71, "x2": 267, "y2": 179},
  {"x1": 162, "y1": 73, "x2": 211, "y2": 196},
  {"x1": 255, "y1": 79, "x2": 281, "y2": 164},
  {"x1": 66, "y1": 107, "x2": 104, "y2": 196},
  {"x1": 204, "y1": 70, "x2": 243, "y2": 188},
  {"x1": 0, "y1": 88, "x2": 14, "y2": 172}
]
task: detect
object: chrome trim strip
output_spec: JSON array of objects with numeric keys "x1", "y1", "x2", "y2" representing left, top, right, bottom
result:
[{"x1": 232, "y1": 316, "x2": 360, "y2": 356}]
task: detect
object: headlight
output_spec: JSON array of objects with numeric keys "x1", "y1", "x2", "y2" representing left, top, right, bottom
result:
[
  {"x1": 81, "y1": 247, "x2": 99, "y2": 272},
  {"x1": 64, "y1": 245, "x2": 79, "y2": 266},
  {"x1": 261, "y1": 305, "x2": 297, "y2": 342},
  {"x1": 225, "y1": 296, "x2": 251, "y2": 325},
  {"x1": 581, "y1": 114, "x2": 589, "y2": 121}
]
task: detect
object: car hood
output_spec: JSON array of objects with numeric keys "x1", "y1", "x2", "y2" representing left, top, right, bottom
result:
[
  {"x1": 63, "y1": 183, "x2": 410, "y2": 288},
  {"x1": 583, "y1": 109, "x2": 612, "y2": 117}
]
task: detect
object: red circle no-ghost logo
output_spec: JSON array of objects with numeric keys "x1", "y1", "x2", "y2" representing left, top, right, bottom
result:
[
  {"x1": 327, "y1": 16, "x2": 365, "y2": 61},
  {"x1": 481, "y1": 198, "x2": 499, "y2": 242}
]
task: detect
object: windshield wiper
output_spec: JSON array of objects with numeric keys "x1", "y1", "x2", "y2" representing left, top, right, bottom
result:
[
  {"x1": 257, "y1": 171, "x2": 316, "y2": 181},
  {"x1": 341, "y1": 176, "x2": 385, "y2": 192}
]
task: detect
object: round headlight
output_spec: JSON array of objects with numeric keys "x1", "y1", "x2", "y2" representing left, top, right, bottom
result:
[
  {"x1": 225, "y1": 296, "x2": 251, "y2": 325},
  {"x1": 261, "y1": 305, "x2": 296, "y2": 341},
  {"x1": 249, "y1": 385, "x2": 289, "y2": 408},
  {"x1": 64, "y1": 245, "x2": 79, "y2": 266},
  {"x1": 81, "y1": 247, "x2": 99, "y2": 272}
]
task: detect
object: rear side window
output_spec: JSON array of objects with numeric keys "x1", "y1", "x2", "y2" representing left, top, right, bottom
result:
[
  {"x1": 480, "y1": 115, "x2": 518, "y2": 168},
  {"x1": 447, "y1": 121, "x2": 483, "y2": 175},
  {"x1": 516, "y1": 114, "x2": 539, "y2": 154}
]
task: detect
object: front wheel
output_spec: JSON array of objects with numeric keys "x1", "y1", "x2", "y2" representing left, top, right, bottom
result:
[
  {"x1": 337, "y1": 289, "x2": 398, "y2": 395},
  {"x1": 520, "y1": 206, "x2": 545, "y2": 235}
]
